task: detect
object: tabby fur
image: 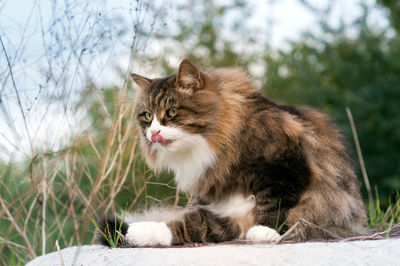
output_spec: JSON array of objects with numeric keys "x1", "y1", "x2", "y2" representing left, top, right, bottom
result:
[{"x1": 97, "y1": 59, "x2": 366, "y2": 246}]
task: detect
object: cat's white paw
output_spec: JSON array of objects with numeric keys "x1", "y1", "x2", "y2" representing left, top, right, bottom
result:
[
  {"x1": 126, "y1": 222, "x2": 172, "y2": 246},
  {"x1": 246, "y1": 225, "x2": 281, "y2": 242}
]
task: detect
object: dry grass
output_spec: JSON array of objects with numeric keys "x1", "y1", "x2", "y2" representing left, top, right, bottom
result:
[
  {"x1": 0, "y1": 1, "x2": 179, "y2": 264},
  {"x1": 0, "y1": 1, "x2": 399, "y2": 265},
  {"x1": 0, "y1": 77, "x2": 190, "y2": 264}
]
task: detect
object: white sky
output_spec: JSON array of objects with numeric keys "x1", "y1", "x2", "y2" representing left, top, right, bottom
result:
[{"x1": 0, "y1": 0, "x2": 386, "y2": 161}]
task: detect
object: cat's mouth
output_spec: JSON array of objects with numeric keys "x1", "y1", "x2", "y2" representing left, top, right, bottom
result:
[
  {"x1": 151, "y1": 134, "x2": 166, "y2": 143},
  {"x1": 150, "y1": 134, "x2": 174, "y2": 145}
]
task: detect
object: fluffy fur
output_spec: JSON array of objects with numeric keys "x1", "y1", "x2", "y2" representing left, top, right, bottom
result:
[
  {"x1": 97, "y1": 59, "x2": 367, "y2": 247},
  {"x1": 148, "y1": 117, "x2": 217, "y2": 192}
]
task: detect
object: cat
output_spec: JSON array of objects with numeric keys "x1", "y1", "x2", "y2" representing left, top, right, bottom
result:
[{"x1": 97, "y1": 59, "x2": 367, "y2": 247}]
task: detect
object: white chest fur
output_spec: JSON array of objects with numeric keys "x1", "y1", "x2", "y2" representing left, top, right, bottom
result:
[
  {"x1": 153, "y1": 135, "x2": 216, "y2": 192},
  {"x1": 148, "y1": 118, "x2": 217, "y2": 193},
  {"x1": 207, "y1": 194, "x2": 256, "y2": 217}
]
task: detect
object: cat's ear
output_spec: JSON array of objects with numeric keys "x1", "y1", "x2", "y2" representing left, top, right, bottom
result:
[
  {"x1": 131, "y1": 73, "x2": 152, "y2": 91},
  {"x1": 176, "y1": 59, "x2": 203, "y2": 90}
]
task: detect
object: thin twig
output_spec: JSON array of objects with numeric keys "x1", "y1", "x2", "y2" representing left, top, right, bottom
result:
[
  {"x1": 346, "y1": 107, "x2": 374, "y2": 211},
  {"x1": 277, "y1": 218, "x2": 344, "y2": 243},
  {"x1": 147, "y1": 181, "x2": 177, "y2": 190},
  {"x1": 276, "y1": 221, "x2": 301, "y2": 243},
  {"x1": 116, "y1": 230, "x2": 135, "y2": 248},
  {"x1": 42, "y1": 159, "x2": 48, "y2": 255},
  {"x1": 174, "y1": 188, "x2": 180, "y2": 207},
  {"x1": 299, "y1": 218, "x2": 343, "y2": 239},
  {"x1": 0, "y1": 35, "x2": 34, "y2": 154},
  {"x1": 55, "y1": 240, "x2": 65, "y2": 266},
  {"x1": 0, "y1": 196, "x2": 36, "y2": 258},
  {"x1": 0, "y1": 236, "x2": 28, "y2": 249}
]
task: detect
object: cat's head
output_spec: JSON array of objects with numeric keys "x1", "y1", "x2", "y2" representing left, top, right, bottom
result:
[{"x1": 132, "y1": 59, "x2": 219, "y2": 154}]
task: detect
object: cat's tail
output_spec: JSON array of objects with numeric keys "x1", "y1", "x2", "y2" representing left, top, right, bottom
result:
[{"x1": 96, "y1": 214, "x2": 130, "y2": 247}]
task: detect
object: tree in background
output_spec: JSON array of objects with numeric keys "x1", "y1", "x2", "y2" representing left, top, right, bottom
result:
[
  {"x1": 262, "y1": 2, "x2": 400, "y2": 199},
  {"x1": 151, "y1": 0, "x2": 400, "y2": 201}
]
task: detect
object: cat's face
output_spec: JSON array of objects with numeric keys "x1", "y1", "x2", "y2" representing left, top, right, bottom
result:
[{"x1": 133, "y1": 60, "x2": 218, "y2": 153}]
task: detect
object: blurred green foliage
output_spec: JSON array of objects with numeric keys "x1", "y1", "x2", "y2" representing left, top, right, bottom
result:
[
  {"x1": 265, "y1": 3, "x2": 400, "y2": 198},
  {"x1": 263, "y1": 21, "x2": 400, "y2": 198}
]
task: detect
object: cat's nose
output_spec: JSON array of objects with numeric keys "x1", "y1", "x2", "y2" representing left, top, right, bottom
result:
[{"x1": 150, "y1": 129, "x2": 161, "y2": 135}]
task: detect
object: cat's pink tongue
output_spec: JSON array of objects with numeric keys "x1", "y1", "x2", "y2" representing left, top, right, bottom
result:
[{"x1": 151, "y1": 134, "x2": 166, "y2": 143}]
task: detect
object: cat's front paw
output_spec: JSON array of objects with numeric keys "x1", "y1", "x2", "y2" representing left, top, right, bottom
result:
[
  {"x1": 126, "y1": 222, "x2": 172, "y2": 246},
  {"x1": 246, "y1": 225, "x2": 281, "y2": 242}
]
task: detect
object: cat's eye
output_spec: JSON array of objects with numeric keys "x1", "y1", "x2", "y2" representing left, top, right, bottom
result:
[
  {"x1": 144, "y1": 112, "x2": 153, "y2": 121},
  {"x1": 167, "y1": 108, "x2": 177, "y2": 117}
]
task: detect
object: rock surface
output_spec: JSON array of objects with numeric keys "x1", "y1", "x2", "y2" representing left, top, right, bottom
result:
[{"x1": 27, "y1": 239, "x2": 400, "y2": 266}]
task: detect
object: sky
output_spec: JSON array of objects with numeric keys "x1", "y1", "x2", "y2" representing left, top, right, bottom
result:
[{"x1": 0, "y1": 0, "x2": 386, "y2": 161}]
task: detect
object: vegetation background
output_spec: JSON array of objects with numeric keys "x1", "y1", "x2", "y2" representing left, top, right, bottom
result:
[{"x1": 0, "y1": 0, "x2": 399, "y2": 264}]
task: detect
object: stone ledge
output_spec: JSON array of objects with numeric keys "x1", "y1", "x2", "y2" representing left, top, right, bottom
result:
[{"x1": 27, "y1": 239, "x2": 400, "y2": 266}]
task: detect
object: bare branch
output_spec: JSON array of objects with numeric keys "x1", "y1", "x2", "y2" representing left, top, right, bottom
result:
[{"x1": 0, "y1": 196, "x2": 36, "y2": 258}]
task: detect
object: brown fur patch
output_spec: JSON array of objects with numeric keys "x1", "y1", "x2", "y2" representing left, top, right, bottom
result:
[{"x1": 235, "y1": 211, "x2": 256, "y2": 239}]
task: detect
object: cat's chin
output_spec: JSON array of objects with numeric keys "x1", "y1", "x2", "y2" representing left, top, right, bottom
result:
[
  {"x1": 152, "y1": 139, "x2": 174, "y2": 145},
  {"x1": 151, "y1": 140, "x2": 179, "y2": 152},
  {"x1": 158, "y1": 140, "x2": 174, "y2": 147}
]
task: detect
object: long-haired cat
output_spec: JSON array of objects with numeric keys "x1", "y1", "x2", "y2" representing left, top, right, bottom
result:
[{"x1": 98, "y1": 59, "x2": 366, "y2": 246}]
